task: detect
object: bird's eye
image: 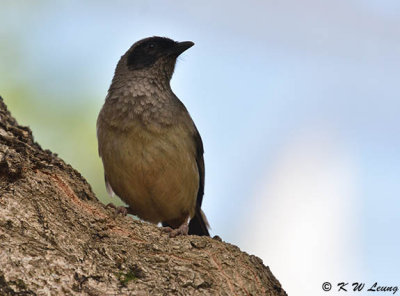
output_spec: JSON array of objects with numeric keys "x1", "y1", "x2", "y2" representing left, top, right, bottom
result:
[{"x1": 148, "y1": 43, "x2": 155, "y2": 49}]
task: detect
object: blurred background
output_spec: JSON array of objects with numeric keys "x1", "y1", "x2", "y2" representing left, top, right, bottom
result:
[{"x1": 1, "y1": 1, "x2": 400, "y2": 294}]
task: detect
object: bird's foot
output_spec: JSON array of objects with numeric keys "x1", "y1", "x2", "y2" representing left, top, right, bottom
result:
[
  {"x1": 162, "y1": 223, "x2": 189, "y2": 238},
  {"x1": 105, "y1": 203, "x2": 129, "y2": 217}
]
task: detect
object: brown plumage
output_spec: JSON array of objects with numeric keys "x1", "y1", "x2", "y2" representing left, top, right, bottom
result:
[{"x1": 97, "y1": 36, "x2": 209, "y2": 236}]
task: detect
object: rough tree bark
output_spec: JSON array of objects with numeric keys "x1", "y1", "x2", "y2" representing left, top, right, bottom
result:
[{"x1": 0, "y1": 97, "x2": 287, "y2": 296}]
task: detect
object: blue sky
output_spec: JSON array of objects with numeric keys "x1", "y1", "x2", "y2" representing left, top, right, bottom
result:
[{"x1": 1, "y1": 1, "x2": 400, "y2": 294}]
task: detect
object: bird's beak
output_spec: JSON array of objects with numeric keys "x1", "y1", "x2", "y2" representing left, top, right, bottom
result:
[{"x1": 170, "y1": 41, "x2": 195, "y2": 56}]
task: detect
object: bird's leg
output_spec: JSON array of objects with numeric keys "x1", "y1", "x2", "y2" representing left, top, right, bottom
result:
[
  {"x1": 162, "y1": 219, "x2": 189, "y2": 238},
  {"x1": 105, "y1": 203, "x2": 130, "y2": 217}
]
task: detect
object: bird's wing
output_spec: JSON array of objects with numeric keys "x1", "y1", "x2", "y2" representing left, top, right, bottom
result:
[
  {"x1": 104, "y1": 174, "x2": 115, "y2": 197},
  {"x1": 96, "y1": 106, "x2": 116, "y2": 197},
  {"x1": 188, "y1": 125, "x2": 210, "y2": 236},
  {"x1": 193, "y1": 126, "x2": 205, "y2": 208}
]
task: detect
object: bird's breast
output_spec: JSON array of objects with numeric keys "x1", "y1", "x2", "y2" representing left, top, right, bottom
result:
[{"x1": 98, "y1": 119, "x2": 199, "y2": 225}]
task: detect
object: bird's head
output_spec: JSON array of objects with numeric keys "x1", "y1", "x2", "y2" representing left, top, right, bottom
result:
[{"x1": 124, "y1": 36, "x2": 194, "y2": 81}]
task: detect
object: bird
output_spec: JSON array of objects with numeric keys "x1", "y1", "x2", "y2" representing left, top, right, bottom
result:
[{"x1": 96, "y1": 36, "x2": 210, "y2": 237}]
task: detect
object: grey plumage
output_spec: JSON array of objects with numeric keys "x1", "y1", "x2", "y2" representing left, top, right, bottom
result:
[{"x1": 97, "y1": 37, "x2": 210, "y2": 236}]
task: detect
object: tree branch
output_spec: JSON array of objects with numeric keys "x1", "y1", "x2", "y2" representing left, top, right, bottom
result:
[{"x1": 0, "y1": 97, "x2": 286, "y2": 296}]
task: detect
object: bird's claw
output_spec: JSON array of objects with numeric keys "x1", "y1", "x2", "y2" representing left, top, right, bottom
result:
[
  {"x1": 105, "y1": 203, "x2": 128, "y2": 217},
  {"x1": 162, "y1": 224, "x2": 189, "y2": 238}
]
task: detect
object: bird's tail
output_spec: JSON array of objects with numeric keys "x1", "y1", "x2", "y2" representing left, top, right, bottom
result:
[{"x1": 188, "y1": 208, "x2": 210, "y2": 236}]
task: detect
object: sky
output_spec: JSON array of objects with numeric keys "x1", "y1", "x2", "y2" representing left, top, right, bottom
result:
[{"x1": 1, "y1": 1, "x2": 400, "y2": 295}]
